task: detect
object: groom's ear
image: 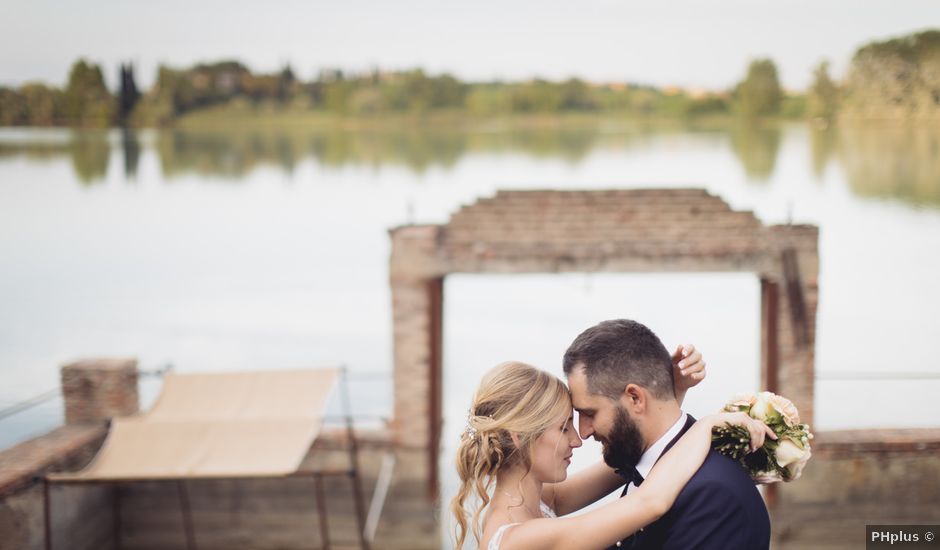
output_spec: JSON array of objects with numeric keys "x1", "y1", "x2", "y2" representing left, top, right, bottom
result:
[{"x1": 621, "y1": 384, "x2": 647, "y2": 414}]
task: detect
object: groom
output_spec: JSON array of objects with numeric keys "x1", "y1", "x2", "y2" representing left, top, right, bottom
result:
[{"x1": 564, "y1": 319, "x2": 770, "y2": 550}]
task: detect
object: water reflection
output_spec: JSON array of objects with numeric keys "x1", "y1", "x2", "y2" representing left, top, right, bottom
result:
[
  {"x1": 837, "y1": 124, "x2": 940, "y2": 207},
  {"x1": 1, "y1": 121, "x2": 938, "y2": 207},
  {"x1": 728, "y1": 122, "x2": 782, "y2": 182},
  {"x1": 155, "y1": 126, "x2": 600, "y2": 177},
  {"x1": 121, "y1": 129, "x2": 141, "y2": 179},
  {"x1": 0, "y1": 131, "x2": 111, "y2": 184},
  {"x1": 69, "y1": 135, "x2": 111, "y2": 184},
  {"x1": 809, "y1": 124, "x2": 838, "y2": 179}
]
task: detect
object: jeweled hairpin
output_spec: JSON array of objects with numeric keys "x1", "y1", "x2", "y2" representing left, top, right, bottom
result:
[{"x1": 464, "y1": 409, "x2": 478, "y2": 440}]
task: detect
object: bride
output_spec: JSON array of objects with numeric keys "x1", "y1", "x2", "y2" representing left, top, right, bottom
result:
[{"x1": 450, "y1": 355, "x2": 773, "y2": 550}]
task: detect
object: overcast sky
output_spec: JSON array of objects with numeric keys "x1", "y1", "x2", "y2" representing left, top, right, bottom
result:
[{"x1": 1, "y1": 0, "x2": 937, "y2": 91}]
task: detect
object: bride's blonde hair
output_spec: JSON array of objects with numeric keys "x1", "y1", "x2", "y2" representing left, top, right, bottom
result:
[{"x1": 450, "y1": 361, "x2": 572, "y2": 549}]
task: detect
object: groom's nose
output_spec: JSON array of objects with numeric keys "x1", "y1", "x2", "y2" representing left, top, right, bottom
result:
[{"x1": 578, "y1": 417, "x2": 594, "y2": 440}]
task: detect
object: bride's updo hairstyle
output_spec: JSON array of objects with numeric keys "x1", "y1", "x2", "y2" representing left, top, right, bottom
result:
[{"x1": 450, "y1": 361, "x2": 572, "y2": 549}]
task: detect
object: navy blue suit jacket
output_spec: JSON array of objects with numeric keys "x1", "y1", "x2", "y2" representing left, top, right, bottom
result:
[{"x1": 607, "y1": 415, "x2": 771, "y2": 550}]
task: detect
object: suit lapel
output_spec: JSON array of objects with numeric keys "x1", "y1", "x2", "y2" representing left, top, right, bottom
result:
[{"x1": 615, "y1": 414, "x2": 697, "y2": 549}]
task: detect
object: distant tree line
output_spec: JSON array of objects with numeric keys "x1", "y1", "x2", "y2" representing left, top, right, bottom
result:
[
  {"x1": 0, "y1": 60, "x2": 117, "y2": 127},
  {"x1": 1, "y1": 29, "x2": 937, "y2": 127},
  {"x1": 0, "y1": 59, "x2": 781, "y2": 127},
  {"x1": 129, "y1": 63, "x2": 746, "y2": 124},
  {"x1": 841, "y1": 29, "x2": 940, "y2": 119}
]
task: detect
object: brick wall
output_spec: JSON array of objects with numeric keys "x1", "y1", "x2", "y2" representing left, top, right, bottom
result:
[
  {"x1": 0, "y1": 358, "x2": 140, "y2": 550},
  {"x1": 0, "y1": 426, "x2": 110, "y2": 550},
  {"x1": 388, "y1": 189, "x2": 819, "y2": 475},
  {"x1": 61, "y1": 358, "x2": 139, "y2": 425},
  {"x1": 772, "y1": 429, "x2": 940, "y2": 549}
]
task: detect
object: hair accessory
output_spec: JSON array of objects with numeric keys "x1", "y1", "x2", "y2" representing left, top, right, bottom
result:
[{"x1": 464, "y1": 409, "x2": 478, "y2": 440}]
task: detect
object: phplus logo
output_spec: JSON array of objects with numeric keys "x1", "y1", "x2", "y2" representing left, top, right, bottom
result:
[{"x1": 871, "y1": 530, "x2": 920, "y2": 544}]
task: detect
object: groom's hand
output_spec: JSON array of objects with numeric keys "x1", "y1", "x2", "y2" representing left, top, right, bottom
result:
[{"x1": 673, "y1": 344, "x2": 706, "y2": 396}]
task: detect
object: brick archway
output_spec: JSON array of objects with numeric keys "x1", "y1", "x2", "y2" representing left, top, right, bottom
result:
[{"x1": 389, "y1": 189, "x2": 818, "y2": 494}]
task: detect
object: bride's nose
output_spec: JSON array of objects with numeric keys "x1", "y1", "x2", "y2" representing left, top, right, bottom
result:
[{"x1": 569, "y1": 431, "x2": 583, "y2": 448}]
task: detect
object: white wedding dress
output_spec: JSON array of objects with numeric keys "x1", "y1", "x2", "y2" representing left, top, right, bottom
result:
[{"x1": 487, "y1": 501, "x2": 557, "y2": 550}]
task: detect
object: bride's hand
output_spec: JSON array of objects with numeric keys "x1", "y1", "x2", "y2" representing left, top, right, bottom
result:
[
  {"x1": 672, "y1": 344, "x2": 705, "y2": 394},
  {"x1": 709, "y1": 411, "x2": 778, "y2": 453}
]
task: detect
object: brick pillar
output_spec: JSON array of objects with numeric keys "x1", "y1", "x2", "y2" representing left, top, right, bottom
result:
[
  {"x1": 61, "y1": 358, "x2": 139, "y2": 425},
  {"x1": 389, "y1": 225, "x2": 445, "y2": 494},
  {"x1": 766, "y1": 225, "x2": 819, "y2": 429}
]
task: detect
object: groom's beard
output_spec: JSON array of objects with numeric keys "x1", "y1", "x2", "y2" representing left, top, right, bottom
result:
[{"x1": 601, "y1": 407, "x2": 645, "y2": 470}]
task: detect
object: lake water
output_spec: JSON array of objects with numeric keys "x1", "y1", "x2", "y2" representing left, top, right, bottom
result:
[{"x1": 2, "y1": 121, "x2": 939, "y2": 544}]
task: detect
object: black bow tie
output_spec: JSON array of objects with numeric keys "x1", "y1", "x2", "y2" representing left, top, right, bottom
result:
[{"x1": 619, "y1": 465, "x2": 644, "y2": 487}]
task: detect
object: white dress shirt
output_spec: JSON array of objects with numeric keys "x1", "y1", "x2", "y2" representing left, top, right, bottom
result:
[{"x1": 625, "y1": 411, "x2": 688, "y2": 495}]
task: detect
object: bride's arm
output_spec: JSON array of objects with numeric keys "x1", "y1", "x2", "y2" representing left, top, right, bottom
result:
[
  {"x1": 544, "y1": 344, "x2": 706, "y2": 515},
  {"x1": 499, "y1": 413, "x2": 773, "y2": 550},
  {"x1": 542, "y1": 461, "x2": 623, "y2": 516},
  {"x1": 672, "y1": 344, "x2": 705, "y2": 407}
]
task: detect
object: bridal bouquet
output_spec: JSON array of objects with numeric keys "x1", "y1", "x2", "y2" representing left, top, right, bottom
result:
[{"x1": 712, "y1": 391, "x2": 813, "y2": 484}]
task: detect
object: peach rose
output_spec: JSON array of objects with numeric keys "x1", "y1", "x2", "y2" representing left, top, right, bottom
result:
[
  {"x1": 767, "y1": 393, "x2": 801, "y2": 427},
  {"x1": 724, "y1": 393, "x2": 757, "y2": 413},
  {"x1": 749, "y1": 391, "x2": 801, "y2": 427}
]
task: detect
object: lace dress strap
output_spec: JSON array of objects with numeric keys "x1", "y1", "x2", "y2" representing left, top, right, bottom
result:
[
  {"x1": 487, "y1": 523, "x2": 518, "y2": 550},
  {"x1": 539, "y1": 501, "x2": 557, "y2": 518},
  {"x1": 488, "y1": 502, "x2": 556, "y2": 549}
]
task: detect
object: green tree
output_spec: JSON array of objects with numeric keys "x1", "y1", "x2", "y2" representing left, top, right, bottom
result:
[
  {"x1": 427, "y1": 73, "x2": 466, "y2": 109},
  {"x1": 686, "y1": 94, "x2": 731, "y2": 116},
  {"x1": 21, "y1": 83, "x2": 62, "y2": 125},
  {"x1": 734, "y1": 59, "x2": 783, "y2": 117},
  {"x1": 62, "y1": 59, "x2": 115, "y2": 127},
  {"x1": 559, "y1": 78, "x2": 596, "y2": 111},
  {"x1": 118, "y1": 63, "x2": 141, "y2": 123},
  {"x1": 807, "y1": 61, "x2": 839, "y2": 120},
  {"x1": 322, "y1": 78, "x2": 353, "y2": 114},
  {"x1": 843, "y1": 30, "x2": 940, "y2": 118},
  {"x1": 510, "y1": 79, "x2": 562, "y2": 113},
  {"x1": 464, "y1": 85, "x2": 512, "y2": 115},
  {"x1": 0, "y1": 87, "x2": 28, "y2": 125}
]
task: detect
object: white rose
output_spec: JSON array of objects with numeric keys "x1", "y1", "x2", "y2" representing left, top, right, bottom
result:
[
  {"x1": 775, "y1": 438, "x2": 812, "y2": 481},
  {"x1": 775, "y1": 439, "x2": 805, "y2": 467},
  {"x1": 785, "y1": 451, "x2": 811, "y2": 480},
  {"x1": 749, "y1": 392, "x2": 779, "y2": 422}
]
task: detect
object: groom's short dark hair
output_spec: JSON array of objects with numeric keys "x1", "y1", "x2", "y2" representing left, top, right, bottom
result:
[{"x1": 563, "y1": 319, "x2": 675, "y2": 401}]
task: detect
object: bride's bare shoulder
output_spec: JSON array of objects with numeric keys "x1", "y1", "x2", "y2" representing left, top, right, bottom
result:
[{"x1": 480, "y1": 507, "x2": 514, "y2": 545}]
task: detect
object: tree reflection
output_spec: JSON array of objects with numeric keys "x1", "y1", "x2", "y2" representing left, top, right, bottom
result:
[
  {"x1": 809, "y1": 123, "x2": 838, "y2": 180},
  {"x1": 2, "y1": 122, "x2": 937, "y2": 209},
  {"x1": 121, "y1": 129, "x2": 140, "y2": 179},
  {"x1": 69, "y1": 133, "x2": 110, "y2": 184},
  {"x1": 728, "y1": 121, "x2": 782, "y2": 182},
  {"x1": 0, "y1": 131, "x2": 111, "y2": 184},
  {"x1": 150, "y1": 124, "x2": 600, "y2": 177},
  {"x1": 837, "y1": 124, "x2": 940, "y2": 207}
]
